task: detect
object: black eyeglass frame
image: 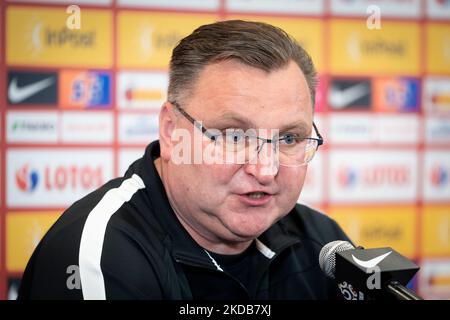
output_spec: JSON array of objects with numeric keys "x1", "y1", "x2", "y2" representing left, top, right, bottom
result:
[{"x1": 170, "y1": 100, "x2": 324, "y2": 150}]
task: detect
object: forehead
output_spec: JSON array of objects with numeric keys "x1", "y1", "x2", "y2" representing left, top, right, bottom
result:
[{"x1": 186, "y1": 60, "x2": 313, "y2": 129}]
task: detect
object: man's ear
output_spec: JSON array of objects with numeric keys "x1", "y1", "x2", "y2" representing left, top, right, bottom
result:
[{"x1": 159, "y1": 102, "x2": 177, "y2": 161}]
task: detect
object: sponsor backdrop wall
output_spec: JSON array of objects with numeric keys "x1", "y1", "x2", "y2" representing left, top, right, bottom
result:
[{"x1": 0, "y1": 0, "x2": 449, "y2": 300}]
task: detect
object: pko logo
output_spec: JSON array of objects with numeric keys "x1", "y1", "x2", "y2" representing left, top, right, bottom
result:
[
  {"x1": 16, "y1": 164, "x2": 39, "y2": 192},
  {"x1": 338, "y1": 167, "x2": 358, "y2": 188},
  {"x1": 15, "y1": 164, "x2": 103, "y2": 192},
  {"x1": 431, "y1": 165, "x2": 448, "y2": 187}
]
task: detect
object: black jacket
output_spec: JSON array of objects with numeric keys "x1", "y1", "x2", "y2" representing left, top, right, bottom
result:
[{"x1": 18, "y1": 141, "x2": 351, "y2": 300}]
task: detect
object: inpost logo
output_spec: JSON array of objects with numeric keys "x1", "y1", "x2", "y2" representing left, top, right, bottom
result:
[
  {"x1": 350, "y1": 34, "x2": 405, "y2": 59},
  {"x1": 7, "y1": 6, "x2": 112, "y2": 67},
  {"x1": 361, "y1": 224, "x2": 403, "y2": 244},
  {"x1": 330, "y1": 20, "x2": 419, "y2": 74},
  {"x1": 118, "y1": 12, "x2": 216, "y2": 68}
]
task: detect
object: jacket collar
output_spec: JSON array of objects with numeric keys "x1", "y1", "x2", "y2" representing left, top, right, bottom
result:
[{"x1": 138, "y1": 141, "x2": 301, "y2": 269}]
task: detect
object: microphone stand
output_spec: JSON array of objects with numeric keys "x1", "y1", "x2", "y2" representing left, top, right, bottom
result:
[{"x1": 386, "y1": 281, "x2": 423, "y2": 300}]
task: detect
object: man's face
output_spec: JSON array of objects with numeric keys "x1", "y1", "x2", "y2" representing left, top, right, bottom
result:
[{"x1": 160, "y1": 60, "x2": 313, "y2": 250}]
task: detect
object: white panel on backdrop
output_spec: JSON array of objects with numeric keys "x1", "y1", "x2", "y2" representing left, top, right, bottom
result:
[
  {"x1": 427, "y1": 0, "x2": 450, "y2": 19},
  {"x1": 330, "y1": 0, "x2": 421, "y2": 18},
  {"x1": 419, "y1": 260, "x2": 450, "y2": 299},
  {"x1": 7, "y1": 111, "x2": 58, "y2": 144},
  {"x1": 118, "y1": 72, "x2": 168, "y2": 110},
  {"x1": 426, "y1": 117, "x2": 450, "y2": 144},
  {"x1": 329, "y1": 114, "x2": 373, "y2": 144},
  {"x1": 297, "y1": 152, "x2": 324, "y2": 205},
  {"x1": 227, "y1": 0, "x2": 324, "y2": 15},
  {"x1": 61, "y1": 111, "x2": 114, "y2": 144},
  {"x1": 119, "y1": 148, "x2": 146, "y2": 177},
  {"x1": 8, "y1": 0, "x2": 111, "y2": 4},
  {"x1": 424, "y1": 151, "x2": 450, "y2": 202},
  {"x1": 119, "y1": 113, "x2": 159, "y2": 145},
  {"x1": 329, "y1": 113, "x2": 420, "y2": 145},
  {"x1": 7, "y1": 149, "x2": 114, "y2": 208},
  {"x1": 376, "y1": 114, "x2": 420, "y2": 145},
  {"x1": 117, "y1": 0, "x2": 219, "y2": 10},
  {"x1": 329, "y1": 149, "x2": 418, "y2": 203},
  {"x1": 423, "y1": 77, "x2": 450, "y2": 116}
]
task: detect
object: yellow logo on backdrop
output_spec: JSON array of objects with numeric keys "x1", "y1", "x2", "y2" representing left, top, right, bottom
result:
[
  {"x1": 422, "y1": 206, "x2": 450, "y2": 257},
  {"x1": 228, "y1": 16, "x2": 324, "y2": 72},
  {"x1": 6, "y1": 6, "x2": 112, "y2": 67},
  {"x1": 118, "y1": 12, "x2": 217, "y2": 69},
  {"x1": 330, "y1": 206, "x2": 417, "y2": 258},
  {"x1": 6, "y1": 212, "x2": 61, "y2": 273},
  {"x1": 426, "y1": 24, "x2": 450, "y2": 74},
  {"x1": 330, "y1": 20, "x2": 420, "y2": 75}
]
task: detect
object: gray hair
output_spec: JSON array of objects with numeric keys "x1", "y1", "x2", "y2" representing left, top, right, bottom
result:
[{"x1": 168, "y1": 20, "x2": 318, "y2": 109}]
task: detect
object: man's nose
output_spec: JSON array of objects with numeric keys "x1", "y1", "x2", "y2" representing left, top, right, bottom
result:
[{"x1": 243, "y1": 142, "x2": 279, "y2": 184}]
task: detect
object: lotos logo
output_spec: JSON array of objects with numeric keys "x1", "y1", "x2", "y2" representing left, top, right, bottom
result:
[
  {"x1": 435, "y1": 0, "x2": 450, "y2": 7},
  {"x1": 338, "y1": 165, "x2": 410, "y2": 188},
  {"x1": 16, "y1": 164, "x2": 39, "y2": 192},
  {"x1": 431, "y1": 165, "x2": 448, "y2": 187},
  {"x1": 338, "y1": 167, "x2": 358, "y2": 188},
  {"x1": 44, "y1": 165, "x2": 103, "y2": 191},
  {"x1": 363, "y1": 165, "x2": 410, "y2": 186},
  {"x1": 16, "y1": 164, "x2": 103, "y2": 193}
]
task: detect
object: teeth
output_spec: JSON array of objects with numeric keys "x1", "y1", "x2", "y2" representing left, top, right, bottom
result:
[{"x1": 248, "y1": 192, "x2": 265, "y2": 199}]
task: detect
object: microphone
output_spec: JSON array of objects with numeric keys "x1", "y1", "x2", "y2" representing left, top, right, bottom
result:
[{"x1": 319, "y1": 240, "x2": 423, "y2": 300}]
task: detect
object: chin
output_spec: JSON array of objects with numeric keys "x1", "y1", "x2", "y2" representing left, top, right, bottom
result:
[
  {"x1": 226, "y1": 217, "x2": 274, "y2": 240},
  {"x1": 219, "y1": 205, "x2": 283, "y2": 238}
]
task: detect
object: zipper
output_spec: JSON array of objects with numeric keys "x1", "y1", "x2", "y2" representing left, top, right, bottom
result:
[
  {"x1": 173, "y1": 238, "x2": 301, "y2": 299},
  {"x1": 174, "y1": 253, "x2": 251, "y2": 299}
]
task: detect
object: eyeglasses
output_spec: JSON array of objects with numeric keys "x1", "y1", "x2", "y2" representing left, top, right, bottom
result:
[{"x1": 170, "y1": 101, "x2": 323, "y2": 167}]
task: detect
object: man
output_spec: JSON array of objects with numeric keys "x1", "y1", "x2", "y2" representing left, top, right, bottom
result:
[{"x1": 19, "y1": 20, "x2": 351, "y2": 300}]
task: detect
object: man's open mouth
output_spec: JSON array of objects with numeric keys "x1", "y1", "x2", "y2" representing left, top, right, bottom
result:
[{"x1": 246, "y1": 192, "x2": 269, "y2": 199}]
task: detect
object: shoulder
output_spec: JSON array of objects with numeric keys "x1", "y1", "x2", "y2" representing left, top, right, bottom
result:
[
  {"x1": 19, "y1": 173, "x2": 164, "y2": 299},
  {"x1": 66, "y1": 173, "x2": 165, "y2": 298},
  {"x1": 39, "y1": 174, "x2": 144, "y2": 243},
  {"x1": 280, "y1": 203, "x2": 351, "y2": 248}
]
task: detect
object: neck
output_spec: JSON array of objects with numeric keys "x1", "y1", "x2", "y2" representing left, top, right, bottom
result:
[{"x1": 175, "y1": 213, "x2": 254, "y2": 255}]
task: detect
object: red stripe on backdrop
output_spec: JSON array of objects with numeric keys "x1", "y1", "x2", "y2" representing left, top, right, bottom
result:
[
  {"x1": 113, "y1": 0, "x2": 119, "y2": 179},
  {"x1": 416, "y1": 5, "x2": 427, "y2": 274},
  {"x1": 1, "y1": 0, "x2": 7, "y2": 301}
]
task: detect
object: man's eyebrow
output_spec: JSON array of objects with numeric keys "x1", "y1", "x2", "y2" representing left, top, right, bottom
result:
[
  {"x1": 212, "y1": 112, "x2": 255, "y2": 127},
  {"x1": 280, "y1": 121, "x2": 311, "y2": 135},
  {"x1": 212, "y1": 112, "x2": 311, "y2": 134}
]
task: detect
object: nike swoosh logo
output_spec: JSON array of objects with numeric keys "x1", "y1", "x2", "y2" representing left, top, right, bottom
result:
[
  {"x1": 329, "y1": 82, "x2": 370, "y2": 109},
  {"x1": 8, "y1": 77, "x2": 55, "y2": 103},
  {"x1": 352, "y1": 251, "x2": 392, "y2": 269}
]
